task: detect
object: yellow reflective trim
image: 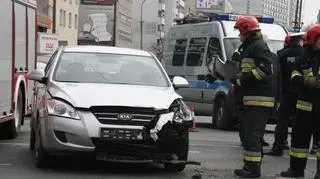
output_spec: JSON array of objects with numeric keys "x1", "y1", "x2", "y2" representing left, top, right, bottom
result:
[
  {"x1": 236, "y1": 79, "x2": 241, "y2": 86},
  {"x1": 241, "y1": 63, "x2": 255, "y2": 68},
  {"x1": 317, "y1": 152, "x2": 320, "y2": 159},
  {"x1": 304, "y1": 72, "x2": 313, "y2": 78},
  {"x1": 244, "y1": 156, "x2": 262, "y2": 162},
  {"x1": 241, "y1": 68, "x2": 253, "y2": 72},
  {"x1": 252, "y1": 69, "x2": 263, "y2": 80},
  {"x1": 296, "y1": 100, "x2": 312, "y2": 112},
  {"x1": 291, "y1": 70, "x2": 302, "y2": 79},
  {"x1": 243, "y1": 100, "x2": 274, "y2": 107},
  {"x1": 290, "y1": 151, "x2": 308, "y2": 158}
]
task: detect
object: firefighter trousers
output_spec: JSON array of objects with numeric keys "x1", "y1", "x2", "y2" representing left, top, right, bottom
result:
[
  {"x1": 273, "y1": 92, "x2": 297, "y2": 150},
  {"x1": 290, "y1": 107, "x2": 320, "y2": 171},
  {"x1": 239, "y1": 106, "x2": 271, "y2": 165}
]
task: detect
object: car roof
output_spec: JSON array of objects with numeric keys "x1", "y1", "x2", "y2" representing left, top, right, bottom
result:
[{"x1": 63, "y1": 45, "x2": 152, "y2": 57}]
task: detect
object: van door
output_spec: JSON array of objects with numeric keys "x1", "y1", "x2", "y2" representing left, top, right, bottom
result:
[{"x1": 202, "y1": 37, "x2": 224, "y2": 106}]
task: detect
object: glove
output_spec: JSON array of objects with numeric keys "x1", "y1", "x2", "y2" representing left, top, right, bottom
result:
[
  {"x1": 304, "y1": 77, "x2": 320, "y2": 88},
  {"x1": 230, "y1": 73, "x2": 242, "y2": 87}
]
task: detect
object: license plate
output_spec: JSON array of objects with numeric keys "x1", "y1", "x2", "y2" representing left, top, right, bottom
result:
[{"x1": 100, "y1": 128, "x2": 144, "y2": 140}]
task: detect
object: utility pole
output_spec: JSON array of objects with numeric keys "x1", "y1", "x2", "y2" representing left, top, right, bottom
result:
[
  {"x1": 52, "y1": 0, "x2": 56, "y2": 33},
  {"x1": 140, "y1": 0, "x2": 147, "y2": 50},
  {"x1": 112, "y1": 0, "x2": 118, "y2": 46}
]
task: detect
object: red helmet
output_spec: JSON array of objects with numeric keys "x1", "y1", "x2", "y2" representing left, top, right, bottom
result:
[
  {"x1": 306, "y1": 24, "x2": 320, "y2": 45},
  {"x1": 234, "y1": 16, "x2": 260, "y2": 35},
  {"x1": 284, "y1": 32, "x2": 305, "y2": 47}
]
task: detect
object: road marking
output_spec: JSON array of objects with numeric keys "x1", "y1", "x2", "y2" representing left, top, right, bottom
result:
[
  {"x1": 189, "y1": 150, "x2": 201, "y2": 154},
  {"x1": 190, "y1": 143, "x2": 241, "y2": 149},
  {"x1": 0, "y1": 142, "x2": 29, "y2": 147},
  {"x1": 0, "y1": 163, "x2": 12, "y2": 166}
]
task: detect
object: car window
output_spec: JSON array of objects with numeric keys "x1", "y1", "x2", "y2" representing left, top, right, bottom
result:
[
  {"x1": 167, "y1": 39, "x2": 188, "y2": 66},
  {"x1": 54, "y1": 52, "x2": 170, "y2": 87},
  {"x1": 186, "y1": 37, "x2": 207, "y2": 66}
]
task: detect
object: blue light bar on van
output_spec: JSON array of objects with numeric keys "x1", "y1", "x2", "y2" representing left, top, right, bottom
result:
[{"x1": 210, "y1": 13, "x2": 274, "y2": 24}]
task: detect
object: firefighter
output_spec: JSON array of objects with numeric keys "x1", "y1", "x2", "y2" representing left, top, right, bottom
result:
[
  {"x1": 280, "y1": 24, "x2": 320, "y2": 178},
  {"x1": 231, "y1": 16, "x2": 275, "y2": 178},
  {"x1": 265, "y1": 32, "x2": 305, "y2": 156}
]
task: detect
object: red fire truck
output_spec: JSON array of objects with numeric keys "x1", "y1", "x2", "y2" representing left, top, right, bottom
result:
[{"x1": 0, "y1": 0, "x2": 37, "y2": 139}]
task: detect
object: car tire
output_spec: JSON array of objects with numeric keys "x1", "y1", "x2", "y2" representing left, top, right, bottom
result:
[
  {"x1": 213, "y1": 97, "x2": 233, "y2": 130},
  {"x1": 35, "y1": 126, "x2": 50, "y2": 168},
  {"x1": 164, "y1": 131, "x2": 189, "y2": 172}
]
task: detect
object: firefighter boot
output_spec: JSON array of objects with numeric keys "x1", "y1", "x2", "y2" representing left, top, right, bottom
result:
[
  {"x1": 280, "y1": 157, "x2": 305, "y2": 177},
  {"x1": 314, "y1": 160, "x2": 320, "y2": 179},
  {"x1": 234, "y1": 161, "x2": 261, "y2": 178}
]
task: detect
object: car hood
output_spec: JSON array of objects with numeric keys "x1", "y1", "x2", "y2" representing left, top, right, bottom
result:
[{"x1": 47, "y1": 82, "x2": 181, "y2": 109}]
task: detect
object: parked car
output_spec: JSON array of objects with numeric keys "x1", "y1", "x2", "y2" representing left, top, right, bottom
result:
[{"x1": 28, "y1": 46, "x2": 193, "y2": 171}]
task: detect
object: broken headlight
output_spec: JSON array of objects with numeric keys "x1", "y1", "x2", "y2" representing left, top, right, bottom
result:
[{"x1": 169, "y1": 99, "x2": 193, "y2": 123}]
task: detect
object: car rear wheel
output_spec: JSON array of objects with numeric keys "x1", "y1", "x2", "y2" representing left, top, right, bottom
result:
[{"x1": 164, "y1": 131, "x2": 189, "y2": 172}]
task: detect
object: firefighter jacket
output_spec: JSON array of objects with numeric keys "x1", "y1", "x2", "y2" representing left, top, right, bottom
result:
[
  {"x1": 291, "y1": 53, "x2": 320, "y2": 112},
  {"x1": 278, "y1": 45, "x2": 306, "y2": 95},
  {"x1": 231, "y1": 36, "x2": 276, "y2": 108}
]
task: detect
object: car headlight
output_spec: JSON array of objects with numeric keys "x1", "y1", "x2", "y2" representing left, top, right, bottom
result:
[
  {"x1": 169, "y1": 99, "x2": 193, "y2": 123},
  {"x1": 46, "y1": 99, "x2": 80, "y2": 120}
]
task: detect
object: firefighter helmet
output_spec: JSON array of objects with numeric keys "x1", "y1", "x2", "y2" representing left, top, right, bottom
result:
[
  {"x1": 234, "y1": 16, "x2": 260, "y2": 35},
  {"x1": 306, "y1": 24, "x2": 320, "y2": 45}
]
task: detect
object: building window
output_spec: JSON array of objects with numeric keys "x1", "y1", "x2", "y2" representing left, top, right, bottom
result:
[
  {"x1": 74, "y1": 14, "x2": 78, "y2": 28},
  {"x1": 60, "y1": 9, "x2": 63, "y2": 26},
  {"x1": 63, "y1": 11, "x2": 66, "y2": 27},
  {"x1": 69, "y1": 13, "x2": 72, "y2": 28}
]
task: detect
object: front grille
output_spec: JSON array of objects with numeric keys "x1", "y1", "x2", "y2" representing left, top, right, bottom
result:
[{"x1": 90, "y1": 106, "x2": 158, "y2": 126}]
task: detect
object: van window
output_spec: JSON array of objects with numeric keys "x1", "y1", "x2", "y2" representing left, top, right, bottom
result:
[
  {"x1": 171, "y1": 39, "x2": 188, "y2": 66},
  {"x1": 186, "y1": 37, "x2": 207, "y2": 66},
  {"x1": 206, "y1": 37, "x2": 223, "y2": 65}
]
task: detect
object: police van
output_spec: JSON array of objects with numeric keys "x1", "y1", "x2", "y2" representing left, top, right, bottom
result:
[{"x1": 162, "y1": 13, "x2": 288, "y2": 130}]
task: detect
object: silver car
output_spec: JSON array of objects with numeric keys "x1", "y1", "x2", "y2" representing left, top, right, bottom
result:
[{"x1": 28, "y1": 46, "x2": 193, "y2": 171}]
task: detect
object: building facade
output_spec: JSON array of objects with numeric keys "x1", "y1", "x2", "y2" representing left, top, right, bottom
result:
[
  {"x1": 77, "y1": 0, "x2": 132, "y2": 48},
  {"x1": 37, "y1": 0, "x2": 53, "y2": 33},
  {"x1": 54, "y1": 0, "x2": 80, "y2": 46}
]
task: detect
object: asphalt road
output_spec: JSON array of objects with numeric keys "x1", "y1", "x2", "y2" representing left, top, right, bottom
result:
[{"x1": 0, "y1": 117, "x2": 317, "y2": 179}]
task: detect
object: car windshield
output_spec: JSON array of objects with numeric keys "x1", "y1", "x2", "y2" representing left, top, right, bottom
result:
[
  {"x1": 223, "y1": 38, "x2": 284, "y2": 60},
  {"x1": 54, "y1": 52, "x2": 170, "y2": 87}
]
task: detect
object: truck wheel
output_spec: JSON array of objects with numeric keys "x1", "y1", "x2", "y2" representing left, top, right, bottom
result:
[
  {"x1": 213, "y1": 97, "x2": 233, "y2": 130},
  {"x1": 1, "y1": 88, "x2": 23, "y2": 139},
  {"x1": 164, "y1": 131, "x2": 189, "y2": 172},
  {"x1": 35, "y1": 126, "x2": 50, "y2": 168}
]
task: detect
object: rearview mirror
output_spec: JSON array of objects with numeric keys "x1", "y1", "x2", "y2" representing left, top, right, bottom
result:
[
  {"x1": 28, "y1": 69, "x2": 46, "y2": 84},
  {"x1": 172, "y1": 76, "x2": 189, "y2": 89}
]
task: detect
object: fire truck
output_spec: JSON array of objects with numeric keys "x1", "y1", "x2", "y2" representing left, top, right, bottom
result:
[{"x1": 0, "y1": 0, "x2": 37, "y2": 139}]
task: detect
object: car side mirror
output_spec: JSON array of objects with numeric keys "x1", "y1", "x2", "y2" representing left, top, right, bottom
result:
[
  {"x1": 28, "y1": 69, "x2": 47, "y2": 84},
  {"x1": 172, "y1": 76, "x2": 189, "y2": 89}
]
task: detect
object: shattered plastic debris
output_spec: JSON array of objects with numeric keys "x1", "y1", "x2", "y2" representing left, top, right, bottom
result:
[{"x1": 149, "y1": 112, "x2": 174, "y2": 142}]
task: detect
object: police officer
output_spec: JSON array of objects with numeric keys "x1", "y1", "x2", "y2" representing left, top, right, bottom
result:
[
  {"x1": 231, "y1": 16, "x2": 275, "y2": 178},
  {"x1": 266, "y1": 32, "x2": 305, "y2": 156},
  {"x1": 280, "y1": 24, "x2": 320, "y2": 178}
]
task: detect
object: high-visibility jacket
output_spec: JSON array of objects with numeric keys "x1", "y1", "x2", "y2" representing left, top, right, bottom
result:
[
  {"x1": 291, "y1": 53, "x2": 320, "y2": 112},
  {"x1": 231, "y1": 36, "x2": 276, "y2": 108}
]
